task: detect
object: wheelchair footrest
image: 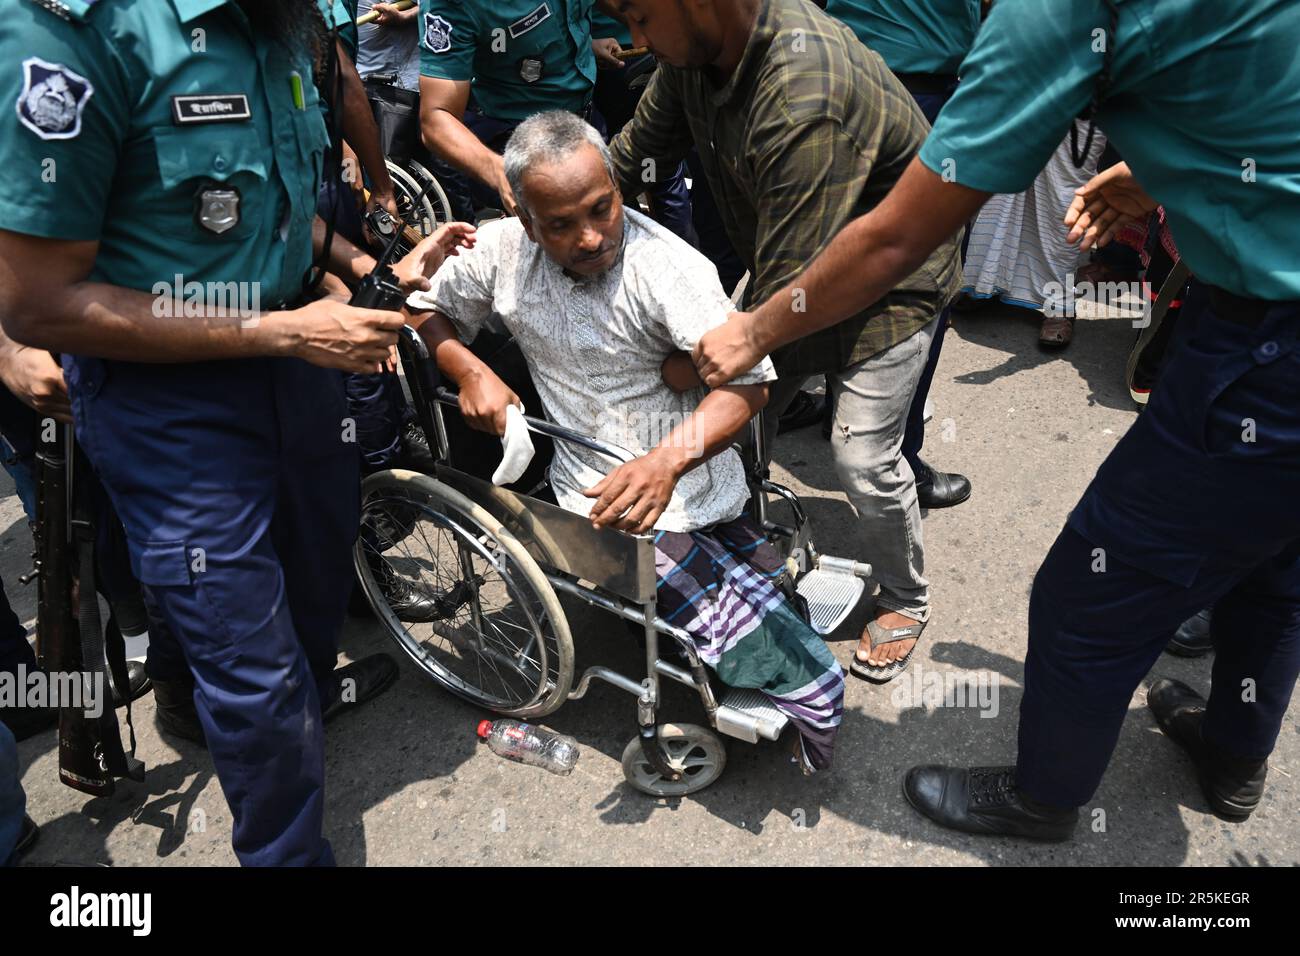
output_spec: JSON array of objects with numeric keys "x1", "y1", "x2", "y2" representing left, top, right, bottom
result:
[
  {"x1": 796, "y1": 562, "x2": 868, "y2": 636},
  {"x1": 715, "y1": 688, "x2": 788, "y2": 743}
]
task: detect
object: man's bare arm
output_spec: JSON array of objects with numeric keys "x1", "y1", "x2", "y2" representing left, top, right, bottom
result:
[
  {"x1": 0, "y1": 231, "x2": 404, "y2": 373},
  {"x1": 585, "y1": 382, "x2": 768, "y2": 533},
  {"x1": 693, "y1": 159, "x2": 989, "y2": 386},
  {"x1": 0, "y1": 320, "x2": 70, "y2": 422},
  {"x1": 419, "y1": 77, "x2": 516, "y2": 215},
  {"x1": 332, "y1": 38, "x2": 397, "y2": 213},
  {"x1": 315, "y1": 218, "x2": 478, "y2": 291},
  {"x1": 411, "y1": 309, "x2": 520, "y2": 434}
]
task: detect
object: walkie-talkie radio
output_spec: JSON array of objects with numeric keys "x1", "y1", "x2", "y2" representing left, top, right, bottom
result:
[{"x1": 348, "y1": 174, "x2": 439, "y2": 313}]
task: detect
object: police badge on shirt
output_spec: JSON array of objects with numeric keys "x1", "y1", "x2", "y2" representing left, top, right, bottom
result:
[
  {"x1": 16, "y1": 57, "x2": 94, "y2": 141},
  {"x1": 518, "y1": 57, "x2": 544, "y2": 84},
  {"x1": 424, "y1": 13, "x2": 454, "y2": 53}
]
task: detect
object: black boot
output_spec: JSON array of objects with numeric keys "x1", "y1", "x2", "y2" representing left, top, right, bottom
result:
[
  {"x1": 152, "y1": 676, "x2": 207, "y2": 748},
  {"x1": 778, "y1": 391, "x2": 827, "y2": 435},
  {"x1": 1165, "y1": 608, "x2": 1214, "y2": 658},
  {"x1": 110, "y1": 660, "x2": 153, "y2": 708},
  {"x1": 914, "y1": 461, "x2": 972, "y2": 509},
  {"x1": 903, "y1": 765, "x2": 1079, "y2": 841},
  {"x1": 379, "y1": 568, "x2": 458, "y2": 624},
  {"x1": 400, "y1": 420, "x2": 438, "y2": 473},
  {"x1": 320, "y1": 654, "x2": 399, "y2": 724},
  {"x1": 1147, "y1": 678, "x2": 1266, "y2": 820}
]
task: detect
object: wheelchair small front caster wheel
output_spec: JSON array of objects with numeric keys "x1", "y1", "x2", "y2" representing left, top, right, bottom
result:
[{"x1": 621, "y1": 723, "x2": 727, "y2": 797}]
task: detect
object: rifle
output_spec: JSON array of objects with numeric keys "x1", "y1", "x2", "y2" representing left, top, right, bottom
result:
[{"x1": 30, "y1": 422, "x2": 143, "y2": 795}]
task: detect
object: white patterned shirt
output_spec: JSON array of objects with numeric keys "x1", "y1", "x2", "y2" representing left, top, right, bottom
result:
[{"x1": 418, "y1": 208, "x2": 776, "y2": 532}]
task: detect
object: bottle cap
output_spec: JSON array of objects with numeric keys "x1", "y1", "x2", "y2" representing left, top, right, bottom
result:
[{"x1": 476, "y1": 720, "x2": 493, "y2": 739}]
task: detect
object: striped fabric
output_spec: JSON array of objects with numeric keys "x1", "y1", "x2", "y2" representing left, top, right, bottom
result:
[
  {"x1": 653, "y1": 517, "x2": 845, "y2": 772},
  {"x1": 961, "y1": 123, "x2": 1107, "y2": 311}
]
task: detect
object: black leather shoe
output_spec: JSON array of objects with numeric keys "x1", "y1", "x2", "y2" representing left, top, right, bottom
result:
[
  {"x1": 903, "y1": 765, "x2": 1079, "y2": 841},
  {"x1": 1147, "y1": 678, "x2": 1266, "y2": 821},
  {"x1": 111, "y1": 660, "x2": 153, "y2": 708},
  {"x1": 400, "y1": 421, "x2": 437, "y2": 473},
  {"x1": 778, "y1": 391, "x2": 827, "y2": 435},
  {"x1": 321, "y1": 654, "x2": 399, "y2": 724},
  {"x1": 379, "y1": 569, "x2": 458, "y2": 624},
  {"x1": 152, "y1": 677, "x2": 207, "y2": 748},
  {"x1": 0, "y1": 702, "x2": 58, "y2": 742},
  {"x1": 15, "y1": 813, "x2": 39, "y2": 859},
  {"x1": 1166, "y1": 608, "x2": 1214, "y2": 658},
  {"x1": 915, "y1": 464, "x2": 972, "y2": 509}
]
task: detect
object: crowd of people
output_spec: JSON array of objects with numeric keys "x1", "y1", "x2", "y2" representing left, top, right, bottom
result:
[{"x1": 0, "y1": 0, "x2": 1296, "y2": 866}]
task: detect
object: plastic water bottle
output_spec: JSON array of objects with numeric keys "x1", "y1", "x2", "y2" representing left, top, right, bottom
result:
[{"x1": 476, "y1": 719, "x2": 579, "y2": 776}]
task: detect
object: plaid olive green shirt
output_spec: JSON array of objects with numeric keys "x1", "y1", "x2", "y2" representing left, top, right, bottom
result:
[{"x1": 609, "y1": 0, "x2": 961, "y2": 377}]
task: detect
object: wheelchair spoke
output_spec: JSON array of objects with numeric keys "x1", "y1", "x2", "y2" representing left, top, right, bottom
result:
[{"x1": 359, "y1": 486, "x2": 564, "y2": 713}]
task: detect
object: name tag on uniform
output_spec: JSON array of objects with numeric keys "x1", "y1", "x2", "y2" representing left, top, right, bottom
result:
[
  {"x1": 508, "y1": 3, "x2": 551, "y2": 39},
  {"x1": 171, "y1": 94, "x2": 251, "y2": 125}
]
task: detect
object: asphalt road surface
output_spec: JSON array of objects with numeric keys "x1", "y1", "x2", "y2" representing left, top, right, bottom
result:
[{"x1": 6, "y1": 302, "x2": 1296, "y2": 866}]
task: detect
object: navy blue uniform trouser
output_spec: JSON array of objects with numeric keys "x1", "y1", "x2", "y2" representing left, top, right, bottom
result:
[
  {"x1": 0, "y1": 721, "x2": 23, "y2": 866},
  {"x1": 1016, "y1": 286, "x2": 1300, "y2": 807},
  {"x1": 900, "y1": 82, "x2": 957, "y2": 477},
  {"x1": 592, "y1": 55, "x2": 694, "y2": 242},
  {"x1": 686, "y1": 149, "x2": 747, "y2": 295},
  {"x1": 65, "y1": 354, "x2": 360, "y2": 866},
  {"x1": 316, "y1": 177, "x2": 410, "y2": 475}
]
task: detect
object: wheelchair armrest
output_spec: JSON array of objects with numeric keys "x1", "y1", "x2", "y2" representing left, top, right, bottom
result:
[{"x1": 430, "y1": 386, "x2": 636, "y2": 466}]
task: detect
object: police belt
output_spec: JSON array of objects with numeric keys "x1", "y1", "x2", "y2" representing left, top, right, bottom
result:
[
  {"x1": 893, "y1": 71, "x2": 958, "y2": 96},
  {"x1": 1208, "y1": 286, "x2": 1293, "y2": 329}
]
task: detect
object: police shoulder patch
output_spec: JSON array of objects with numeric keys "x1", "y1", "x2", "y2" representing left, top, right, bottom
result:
[
  {"x1": 424, "y1": 13, "x2": 454, "y2": 54},
  {"x1": 16, "y1": 57, "x2": 94, "y2": 140}
]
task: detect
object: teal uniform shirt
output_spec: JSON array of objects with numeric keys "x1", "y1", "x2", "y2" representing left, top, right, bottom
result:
[
  {"x1": 316, "y1": 0, "x2": 356, "y2": 131},
  {"x1": 0, "y1": 0, "x2": 329, "y2": 310},
  {"x1": 318, "y1": 0, "x2": 358, "y2": 60},
  {"x1": 418, "y1": 0, "x2": 596, "y2": 122},
  {"x1": 826, "y1": 0, "x2": 981, "y2": 75},
  {"x1": 919, "y1": 0, "x2": 1300, "y2": 300},
  {"x1": 591, "y1": 9, "x2": 632, "y2": 48}
]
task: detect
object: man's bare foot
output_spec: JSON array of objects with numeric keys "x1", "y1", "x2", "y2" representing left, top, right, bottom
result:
[{"x1": 857, "y1": 610, "x2": 921, "y2": 667}]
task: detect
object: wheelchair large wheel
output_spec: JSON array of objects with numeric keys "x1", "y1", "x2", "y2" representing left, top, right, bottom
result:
[
  {"x1": 384, "y1": 159, "x2": 446, "y2": 240},
  {"x1": 355, "y1": 469, "x2": 574, "y2": 717},
  {"x1": 403, "y1": 159, "x2": 456, "y2": 227}
]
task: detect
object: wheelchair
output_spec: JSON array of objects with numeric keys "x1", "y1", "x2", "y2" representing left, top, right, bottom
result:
[{"x1": 353, "y1": 328, "x2": 873, "y2": 796}]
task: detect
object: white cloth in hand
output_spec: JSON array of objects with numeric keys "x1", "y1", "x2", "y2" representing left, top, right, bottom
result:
[
  {"x1": 405, "y1": 288, "x2": 440, "y2": 312},
  {"x1": 492, "y1": 404, "x2": 534, "y2": 486}
]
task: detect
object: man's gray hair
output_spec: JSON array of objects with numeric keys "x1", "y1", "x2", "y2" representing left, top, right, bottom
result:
[{"x1": 503, "y1": 111, "x2": 617, "y2": 218}]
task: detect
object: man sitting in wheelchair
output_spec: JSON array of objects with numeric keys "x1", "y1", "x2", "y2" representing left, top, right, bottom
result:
[{"x1": 407, "y1": 111, "x2": 845, "y2": 774}]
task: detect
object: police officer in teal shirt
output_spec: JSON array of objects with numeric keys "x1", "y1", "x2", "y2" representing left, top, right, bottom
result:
[
  {"x1": 697, "y1": 0, "x2": 1300, "y2": 841},
  {"x1": 417, "y1": 0, "x2": 598, "y2": 216},
  {"x1": 0, "y1": 0, "x2": 413, "y2": 866},
  {"x1": 827, "y1": 0, "x2": 980, "y2": 81}
]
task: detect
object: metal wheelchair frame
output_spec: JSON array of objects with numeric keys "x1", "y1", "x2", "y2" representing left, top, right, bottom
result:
[{"x1": 355, "y1": 326, "x2": 871, "y2": 795}]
